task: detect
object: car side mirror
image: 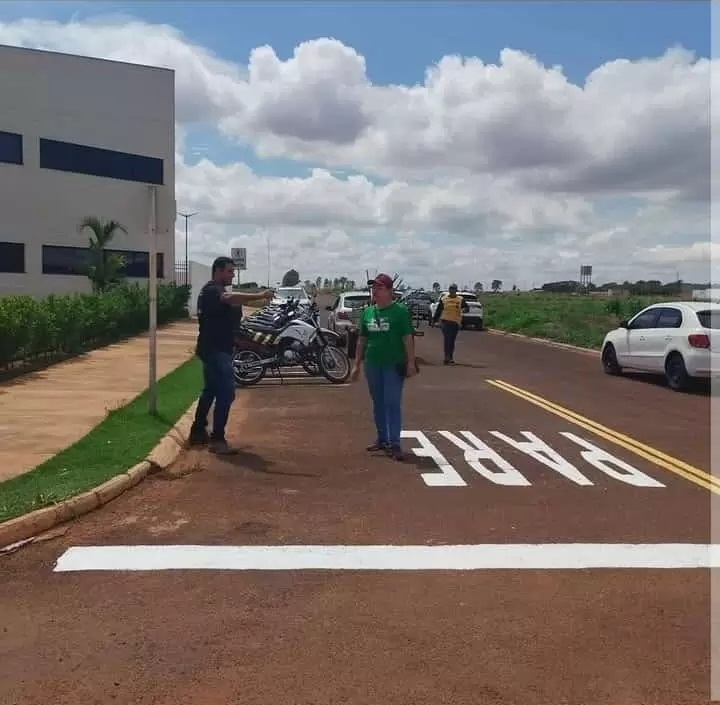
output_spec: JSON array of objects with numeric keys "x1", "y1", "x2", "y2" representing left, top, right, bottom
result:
[
  {"x1": 618, "y1": 319, "x2": 628, "y2": 329},
  {"x1": 325, "y1": 305, "x2": 333, "y2": 311}
]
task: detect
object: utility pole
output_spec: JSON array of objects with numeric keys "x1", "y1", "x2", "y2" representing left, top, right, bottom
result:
[
  {"x1": 177, "y1": 211, "x2": 198, "y2": 285},
  {"x1": 266, "y1": 233, "x2": 271, "y2": 287},
  {"x1": 148, "y1": 186, "x2": 158, "y2": 415}
]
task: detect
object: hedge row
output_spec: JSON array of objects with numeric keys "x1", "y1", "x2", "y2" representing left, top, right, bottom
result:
[{"x1": 0, "y1": 283, "x2": 191, "y2": 367}]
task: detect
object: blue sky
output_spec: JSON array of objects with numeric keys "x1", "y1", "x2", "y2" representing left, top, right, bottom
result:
[{"x1": 0, "y1": 1, "x2": 710, "y2": 81}]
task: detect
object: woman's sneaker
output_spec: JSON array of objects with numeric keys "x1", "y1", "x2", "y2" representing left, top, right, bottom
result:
[{"x1": 387, "y1": 444, "x2": 405, "y2": 461}]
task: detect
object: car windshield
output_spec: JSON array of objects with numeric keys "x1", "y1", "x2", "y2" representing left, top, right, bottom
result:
[
  {"x1": 277, "y1": 288, "x2": 305, "y2": 299},
  {"x1": 459, "y1": 293, "x2": 477, "y2": 302},
  {"x1": 697, "y1": 310, "x2": 720, "y2": 329},
  {"x1": 344, "y1": 295, "x2": 370, "y2": 308}
]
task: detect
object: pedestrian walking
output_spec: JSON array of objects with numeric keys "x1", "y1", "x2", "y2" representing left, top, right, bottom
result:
[
  {"x1": 349, "y1": 273, "x2": 418, "y2": 461},
  {"x1": 432, "y1": 283, "x2": 469, "y2": 364},
  {"x1": 189, "y1": 256, "x2": 274, "y2": 454}
]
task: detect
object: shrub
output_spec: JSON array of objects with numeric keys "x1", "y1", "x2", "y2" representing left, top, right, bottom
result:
[{"x1": 0, "y1": 283, "x2": 191, "y2": 367}]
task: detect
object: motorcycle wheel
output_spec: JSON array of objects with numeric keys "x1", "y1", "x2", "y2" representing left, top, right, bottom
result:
[
  {"x1": 233, "y1": 348, "x2": 266, "y2": 386},
  {"x1": 317, "y1": 344, "x2": 351, "y2": 383}
]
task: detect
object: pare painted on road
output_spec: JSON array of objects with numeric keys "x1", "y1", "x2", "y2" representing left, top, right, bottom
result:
[{"x1": 400, "y1": 430, "x2": 665, "y2": 488}]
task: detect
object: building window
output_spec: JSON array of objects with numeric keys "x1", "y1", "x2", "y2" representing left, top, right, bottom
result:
[
  {"x1": 39, "y1": 138, "x2": 164, "y2": 185},
  {"x1": 0, "y1": 242, "x2": 25, "y2": 273},
  {"x1": 42, "y1": 245, "x2": 164, "y2": 278},
  {"x1": 106, "y1": 249, "x2": 164, "y2": 278},
  {"x1": 0, "y1": 131, "x2": 23, "y2": 165},
  {"x1": 42, "y1": 245, "x2": 88, "y2": 276}
]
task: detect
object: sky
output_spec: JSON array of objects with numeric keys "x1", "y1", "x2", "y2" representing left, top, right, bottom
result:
[{"x1": 0, "y1": 1, "x2": 713, "y2": 289}]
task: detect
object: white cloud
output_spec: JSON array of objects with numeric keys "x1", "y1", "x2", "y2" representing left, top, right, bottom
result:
[{"x1": 0, "y1": 16, "x2": 712, "y2": 286}]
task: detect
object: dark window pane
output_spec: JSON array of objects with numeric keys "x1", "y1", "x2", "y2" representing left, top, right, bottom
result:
[
  {"x1": 0, "y1": 131, "x2": 23, "y2": 165},
  {"x1": 629, "y1": 309, "x2": 660, "y2": 329},
  {"x1": 42, "y1": 245, "x2": 89, "y2": 275},
  {"x1": 43, "y1": 245, "x2": 164, "y2": 278},
  {"x1": 106, "y1": 249, "x2": 164, "y2": 278},
  {"x1": 39, "y1": 138, "x2": 163, "y2": 185},
  {"x1": 655, "y1": 308, "x2": 683, "y2": 328},
  {"x1": 0, "y1": 241, "x2": 25, "y2": 273},
  {"x1": 697, "y1": 310, "x2": 720, "y2": 329}
]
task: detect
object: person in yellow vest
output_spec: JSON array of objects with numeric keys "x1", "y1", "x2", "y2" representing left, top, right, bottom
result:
[{"x1": 431, "y1": 284, "x2": 469, "y2": 365}]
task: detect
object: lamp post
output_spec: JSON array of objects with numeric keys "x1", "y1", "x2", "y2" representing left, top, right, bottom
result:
[{"x1": 177, "y1": 211, "x2": 198, "y2": 285}]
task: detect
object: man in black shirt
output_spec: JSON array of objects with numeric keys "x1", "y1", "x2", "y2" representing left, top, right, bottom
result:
[{"x1": 189, "y1": 256, "x2": 274, "y2": 454}]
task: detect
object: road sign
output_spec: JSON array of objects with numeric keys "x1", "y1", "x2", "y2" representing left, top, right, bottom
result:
[{"x1": 231, "y1": 247, "x2": 247, "y2": 270}]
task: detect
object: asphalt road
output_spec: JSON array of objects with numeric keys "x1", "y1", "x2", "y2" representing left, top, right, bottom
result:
[{"x1": 0, "y1": 323, "x2": 714, "y2": 705}]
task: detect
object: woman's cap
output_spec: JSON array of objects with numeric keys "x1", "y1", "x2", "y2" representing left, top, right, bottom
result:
[{"x1": 372, "y1": 273, "x2": 394, "y2": 289}]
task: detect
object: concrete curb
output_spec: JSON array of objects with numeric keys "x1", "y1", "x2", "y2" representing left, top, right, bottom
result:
[
  {"x1": 486, "y1": 328, "x2": 601, "y2": 357},
  {"x1": 0, "y1": 401, "x2": 198, "y2": 551}
]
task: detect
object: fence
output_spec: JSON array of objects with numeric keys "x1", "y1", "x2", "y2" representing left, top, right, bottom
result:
[{"x1": 175, "y1": 260, "x2": 190, "y2": 286}]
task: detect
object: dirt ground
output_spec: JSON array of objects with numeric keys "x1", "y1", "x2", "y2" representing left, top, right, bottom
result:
[{"x1": 0, "y1": 321, "x2": 714, "y2": 705}]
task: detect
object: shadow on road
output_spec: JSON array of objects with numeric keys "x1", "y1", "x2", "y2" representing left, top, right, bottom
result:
[
  {"x1": 221, "y1": 448, "x2": 320, "y2": 478},
  {"x1": 621, "y1": 372, "x2": 712, "y2": 397}
]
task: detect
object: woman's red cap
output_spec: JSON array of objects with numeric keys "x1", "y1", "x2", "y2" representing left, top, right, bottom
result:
[{"x1": 372, "y1": 273, "x2": 394, "y2": 288}]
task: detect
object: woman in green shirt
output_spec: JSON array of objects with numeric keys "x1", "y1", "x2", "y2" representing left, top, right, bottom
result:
[{"x1": 349, "y1": 273, "x2": 417, "y2": 461}]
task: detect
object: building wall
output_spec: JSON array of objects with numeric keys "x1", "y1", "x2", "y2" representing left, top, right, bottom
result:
[
  {"x1": 188, "y1": 260, "x2": 212, "y2": 316},
  {"x1": 0, "y1": 45, "x2": 176, "y2": 297}
]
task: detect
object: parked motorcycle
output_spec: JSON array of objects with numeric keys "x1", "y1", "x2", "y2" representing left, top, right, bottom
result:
[{"x1": 233, "y1": 298, "x2": 349, "y2": 386}]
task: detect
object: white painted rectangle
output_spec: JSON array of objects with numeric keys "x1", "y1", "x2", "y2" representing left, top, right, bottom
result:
[{"x1": 54, "y1": 544, "x2": 720, "y2": 572}]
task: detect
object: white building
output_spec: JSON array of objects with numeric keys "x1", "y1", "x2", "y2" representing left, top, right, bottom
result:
[{"x1": 0, "y1": 45, "x2": 176, "y2": 297}]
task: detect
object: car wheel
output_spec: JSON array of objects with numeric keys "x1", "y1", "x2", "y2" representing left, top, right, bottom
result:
[
  {"x1": 601, "y1": 343, "x2": 622, "y2": 376},
  {"x1": 665, "y1": 352, "x2": 691, "y2": 392}
]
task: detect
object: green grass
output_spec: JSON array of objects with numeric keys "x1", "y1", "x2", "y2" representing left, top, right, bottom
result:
[
  {"x1": 484, "y1": 293, "x2": 677, "y2": 349},
  {"x1": 0, "y1": 357, "x2": 202, "y2": 523}
]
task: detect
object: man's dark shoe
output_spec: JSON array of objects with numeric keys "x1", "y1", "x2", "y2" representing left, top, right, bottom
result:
[
  {"x1": 209, "y1": 437, "x2": 239, "y2": 455},
  {"x1": 188, "y1": 426, "x2": 209, "y2": 446}
]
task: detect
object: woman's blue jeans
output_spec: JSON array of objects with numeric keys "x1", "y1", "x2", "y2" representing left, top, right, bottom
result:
[{"x1": 364, "y1": 362, "x2": 405, "y2": 446}]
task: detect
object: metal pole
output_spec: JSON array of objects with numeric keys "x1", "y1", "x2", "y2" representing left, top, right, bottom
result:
[
  {"x1": 266, "y1": 233, "x2": 271, "y2": 287},
  {"x1": 177, "y1": 211, "x2": 198, "y2": 286},
  {"x1": 149, "y1": 185, "x2": 158, "y2": 415}
]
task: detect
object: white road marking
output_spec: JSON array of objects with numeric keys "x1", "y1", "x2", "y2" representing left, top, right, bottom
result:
[
  {"x1": 54, "y1": 544, "x2": 720, "y2": 572},
  {"x1": 399, "y1": 430, "x2": 665, "y2": 488}
]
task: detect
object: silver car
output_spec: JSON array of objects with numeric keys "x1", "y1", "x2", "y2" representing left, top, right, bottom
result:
[{"x1": 326, "y1": 290, "x2": 371, "y2": 340}]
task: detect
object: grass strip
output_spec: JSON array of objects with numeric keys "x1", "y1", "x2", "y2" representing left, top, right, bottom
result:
[
  {"x1": 0, "y1": 356, "x2": 202, "y2": 523},
  {"x1": 483, "y1": 293, "x2": 670, "y2": 349}
]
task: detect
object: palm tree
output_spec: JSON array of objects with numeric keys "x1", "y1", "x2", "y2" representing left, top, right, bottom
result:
[{"x1": 78, "y1": 216, "x2": 127, "y2": 292}]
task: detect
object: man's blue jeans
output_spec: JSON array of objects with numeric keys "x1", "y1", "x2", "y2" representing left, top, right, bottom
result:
[
  {"x1": 193, "y1": 351, "x2": 236, "y2": 440},
  {"x1": 364, "y1": 362, "x2": 405, "y2": 447}
]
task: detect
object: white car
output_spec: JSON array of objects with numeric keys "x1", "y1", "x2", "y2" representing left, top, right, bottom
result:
[
  {"x1": 325, "y1": 290, "x2": 371, "y2": 340},
  {"x1": 600, "y1": 301, "x2": 719, "y2": 391},
  {"x1": 272, "y1": 286, "x2": 310, "y2": 306},
  {"x1": 429, "y1": 291, "x2": 484, "y2": 329}
]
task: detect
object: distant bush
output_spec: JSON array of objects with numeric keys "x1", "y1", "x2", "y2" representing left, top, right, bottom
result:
[{"x1": 0, "y1": 283, "x2": 191, "y2": 368}]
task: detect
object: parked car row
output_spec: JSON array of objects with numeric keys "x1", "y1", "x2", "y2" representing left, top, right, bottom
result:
[{"x1": 324, "y1": 288, "x2": 486, "y2": 339}]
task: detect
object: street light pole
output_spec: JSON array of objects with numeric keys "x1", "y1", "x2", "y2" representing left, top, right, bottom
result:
[{"x1": 177, "y1": 211, "x2": 198, "y2": 285}]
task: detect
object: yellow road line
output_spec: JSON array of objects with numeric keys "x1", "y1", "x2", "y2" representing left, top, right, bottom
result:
[{"x1": 487, "y1": 379, "x2": 719, "y2": 495}]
